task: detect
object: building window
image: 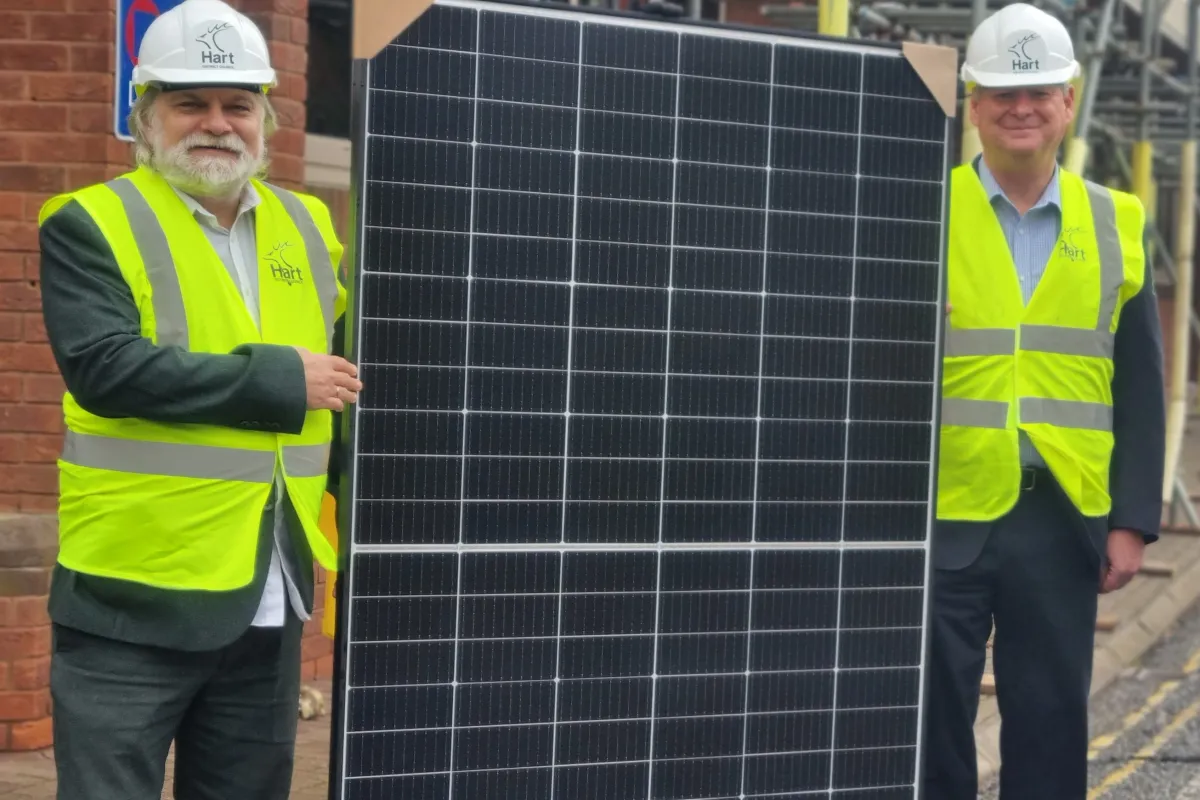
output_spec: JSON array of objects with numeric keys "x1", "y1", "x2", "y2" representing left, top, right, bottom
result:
[{"x1": 307, "y1": 0, "x2": 351, "y2": 138}]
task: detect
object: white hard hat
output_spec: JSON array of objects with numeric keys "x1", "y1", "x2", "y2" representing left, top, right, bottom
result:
[
  {"x1": 961, "y1": 3, "x2": 1079, "y2": 89},
  {"x1": 132, "y1": 0, "x2": 276, "y2": 94}
]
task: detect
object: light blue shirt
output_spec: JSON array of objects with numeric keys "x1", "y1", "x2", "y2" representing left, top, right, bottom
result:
[{"x1": 975, "y1": 156, "x2": 1062, "y2": 468}]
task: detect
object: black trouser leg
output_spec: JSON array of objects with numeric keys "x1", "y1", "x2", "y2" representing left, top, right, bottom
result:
[
  {"x1": 993, "y1": 485, "x2": 1099, "y2": 800},
  {"x1": 50, "y1": 624, "x2": 206, "y2": 800},
  {"x1": 923, "y1": 547, "x2": 997, "y2": 800},
  {"x1": 172, "y1": 611, "x2": 303, "y2": 800}
]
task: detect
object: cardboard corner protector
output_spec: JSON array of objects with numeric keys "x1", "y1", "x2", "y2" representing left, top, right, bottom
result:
[
  {"x1": 901, "y1": 41, "x2": 960, "y2": 119},
  {"x1": 353, "y1": 0, "x2": 438, "y2": 61}
]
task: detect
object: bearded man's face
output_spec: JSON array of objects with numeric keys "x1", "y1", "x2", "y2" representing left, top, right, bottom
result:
[{"x1": 146, "y1": 87, "x2": 266, "y2": 198}]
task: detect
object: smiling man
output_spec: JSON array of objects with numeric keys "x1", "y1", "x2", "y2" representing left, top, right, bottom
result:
[
  {"x1": 925, "y1": 4, "x2": 1165, "y2": 799},
  {"x1": 35, "y1": 1, "x2": 362, "y2": 798}
]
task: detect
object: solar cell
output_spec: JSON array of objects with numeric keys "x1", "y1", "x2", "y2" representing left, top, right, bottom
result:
[{"x1": 330, "y1": 2, "x2": 953, "y2": 798}]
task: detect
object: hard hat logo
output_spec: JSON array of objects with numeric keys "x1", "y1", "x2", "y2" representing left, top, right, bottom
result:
[
  {"x1": 191, "y1": 20, "x2": 241, "y2": 69},
  {"x1": 1006, "y1": 32, "x2": 1047, "y2": 74}
]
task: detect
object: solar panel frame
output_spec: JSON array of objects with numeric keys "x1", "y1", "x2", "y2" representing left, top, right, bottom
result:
[{"x1": 328, "y1": 2, "x2": 953, "y2": 797}]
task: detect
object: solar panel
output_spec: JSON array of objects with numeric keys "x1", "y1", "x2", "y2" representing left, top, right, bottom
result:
[{"x1": 329, "y1": 2, "x2": 953, "y2": 798}]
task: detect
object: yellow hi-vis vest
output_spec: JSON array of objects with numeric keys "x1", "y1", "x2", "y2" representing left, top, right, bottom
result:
[
  {"x1": 38, "y1": 165, "x2": 346, "y2": 591},
  {"x1": 937, "y1": 163, "x2": 1147, "y2": 522}
]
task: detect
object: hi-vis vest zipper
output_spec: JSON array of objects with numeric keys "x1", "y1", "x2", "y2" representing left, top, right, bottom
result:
[
  {"x1": 38, "y1": 166, "x2": 346, "y2": 592},
  {"x1": 938, "y1": 163, "x2": 1147, "y2": 522}
]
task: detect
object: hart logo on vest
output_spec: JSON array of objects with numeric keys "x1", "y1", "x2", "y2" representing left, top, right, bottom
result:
[
  {"x1": 266, "y1": 242, "x2": 303, "y2": 286},
  {"x1": 1059, "y1": 227, "x2": 1087, "y2": 262},
  {"x1": 1007, "y1": 32, "x2": 1044, "y2": 73}
]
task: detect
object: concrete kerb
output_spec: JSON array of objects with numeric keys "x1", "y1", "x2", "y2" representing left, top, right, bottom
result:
[{"x1": 973, "y1": 536, "x2": 1200, "y2": 787}]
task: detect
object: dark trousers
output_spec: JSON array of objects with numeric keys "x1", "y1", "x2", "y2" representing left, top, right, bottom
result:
[
  {"x1": 923, "y1": 474, "x2": 1101, "y2": 800},
  {"x1": 50, "y1": 612, "x2": 303, "y2": 800}
]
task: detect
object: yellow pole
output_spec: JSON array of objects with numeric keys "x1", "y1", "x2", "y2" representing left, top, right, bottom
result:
[
  {"x1": 1165, "y1": 140, "x2": 1196, "y2": 503},
  {"x1": 817, "y1": 0, "x2": 849, "y2": 36},
  {"x1": 1132, "y1": 141, "x2": 1155, "y2": 262},
  {"x1": 320, "y1": 491, "x2": 339, "y2": 639}
]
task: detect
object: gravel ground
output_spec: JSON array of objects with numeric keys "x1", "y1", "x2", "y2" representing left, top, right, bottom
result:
[{"x1": 979, "y1": 598, "x2": 1200, "y2": 799}]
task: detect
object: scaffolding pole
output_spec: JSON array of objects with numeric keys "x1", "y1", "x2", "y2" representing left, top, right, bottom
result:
[
  {"x1": 1065, "y1": 0, "x2": 1120, "y2": 173},
  {"x1": 817, "y1": 0, "x2": 848, "y2": 37},
  {"x1": 1167, "y1": 0, "x2": 1200, "y2": 528}
]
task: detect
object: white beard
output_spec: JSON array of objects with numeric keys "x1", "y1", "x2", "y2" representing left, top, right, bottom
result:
[{"x1": 148, "y1": 128, "x2": 265, "y2": 199}]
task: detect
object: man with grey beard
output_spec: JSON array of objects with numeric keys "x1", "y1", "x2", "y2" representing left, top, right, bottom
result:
[{"x1": 34, "y1": 1, "x2": 361, "y2": 798}]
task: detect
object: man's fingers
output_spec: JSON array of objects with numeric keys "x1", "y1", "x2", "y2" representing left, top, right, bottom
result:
[
  {"x1": 331, "y1": 372, "x2": 364, "y2": 392},
  {"x1": 331, "y1": 357, "x2": 358, "y2": 377}
]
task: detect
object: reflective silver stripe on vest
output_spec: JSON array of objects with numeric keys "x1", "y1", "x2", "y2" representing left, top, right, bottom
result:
[
  {"x1": 1020, "y1": 397, "x2": 1113, "y2": 431},
  {"x1": 267, "y1": 185, "x2": 339, "y2": 353},
  {"x1": 284, "y1": 443, "x2": 330, "y2": 478},
  {"x1": 106, "y1": 178, "x2": 190, "y2": 350},
  {"x1": 944, "y1": 328, "x2": 1014, "y2": 357},
  {"x1": 1020, "y1": 324, "x2": 1115, "y2": 359},
  {"x1": 941, "y1": 397, "x2": 1008, "y2": 429},
  {"x1": 1084, "y1": 180, "x2": 1125, "y2": 333},
  {"x1": 61, "y1": 430, "x2": 275, "y2": 482}
]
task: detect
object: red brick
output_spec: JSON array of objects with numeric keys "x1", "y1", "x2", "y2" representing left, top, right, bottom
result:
[
  {"x1": 0, "y1": 134, "x2": 22, "y2": 162},
  {"x1": 0, "y1": 723, "x2": 7, "y2": 750},
  {"x1": 300, "y1": 632, "x2": 331, "y2": 664},
  {"x1": 0, "y1": 224, "x2": 37, "y2": 254},
  {"x1": 0, "y1": 376, "x2": 18, "y2": 403},
  {"x1": 0, "y1": 11, "x2": 27, "y2": 38},
  {"x1": 0, "y1": 495, "x2": 16, "y2": 512},
  {"x1": 0, "y1": 102, "x2": 66, "y2": 132},
  {"x1": 0, "y1": 255, "x2": 20, "y2": 281},
  {"x1": 0, "y1": 75, "x2": 26, "y2": 102},
  {"x1": 0, "y1": 277, "x2": 39, "y2": 307},
  {"x1": 0, "y1": 434, "x2": 19, "y2": 462},
  {"x1": 0, "y1": 689, "x2": 46, "y2": 720},
  {"x1": 28, "y1": 73, "x2": 111, "y2": 104},
  {"x1": 67, "y1": 104, "x2": 106, "y2": 133},
  {"x1": 0, "y1": 313, "x2": 18, "y2": 342},
  {"x1": 11, "y1": 656, "x2": 49, "y2": 689},
  {"x1": 25, "y1": 134, "x2": 108, "y2": 165},
  {"x1": 66, "y1": 165, "x2": 107, "y2": 188},
  {"x1": 268, "y1": 41, "x2": 306, "y2": 74},
  {"x1": 71, "y1": 0, "x2": 112, "y2": 10},
  {"x1": 22, "y1": 433, "x2": 61, "y2": 463},
  {"x1": 0, "y1": 0, "x2": 66, "y2": 9},
  {"x1": 0, "y1": 404, "x2": 61, "y2": 434},
  {"x1": 23, "y1": 255, "x2": 40, "y2": 281},
  {"x1": 299, "y1": 659, "x2": 315, "y2": 681},
  {"x1": 315, "y1": 654, "x2": 333, "y2": 679},
  {"x1": 0, "y1": 192, "x2": 20, "y2": 221},
  {"x1": 9, "y1": 716, "x2": 52, "y2": 750},
  {"x1": 19, "y1": 494, "x2": 57, "y2": 513},
  {"x1": 0, "y1": 43, "x2": 68, "y2": 71},
  {"x1": 0, "y1": 662, "x2": 9, "y2": 689},
  {"x1": 70, "y1": 41, "x2": 111, "y2": 72},
  {"x1": 0, "y1": 597, "x2": 11, "y2": 625},
  {"x1": 30, "y1": 12, "x2": 109, "y2": 42},
  {"x1": 290, "y1": 15, "x2": 308, "y2": 46},
  {"x1": 0, "y1": 166, "x2": 64, "y2": 194},
  {"x1": 3, "y1": 464, "x2": 56, "y2": 496},
  {"x1": 22, "y1": 313, "x2": 45, "y2": 343},
  {"x1": 23, "y1": 374, "x2": 63, "y2": 403}
]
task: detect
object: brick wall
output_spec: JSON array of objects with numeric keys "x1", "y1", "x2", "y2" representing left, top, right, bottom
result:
[{"x1": 0, "y1": 0, "x2": 334, "y2": 752}]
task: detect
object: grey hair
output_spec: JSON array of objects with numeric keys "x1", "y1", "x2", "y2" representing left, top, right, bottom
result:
[{"x1": 126, "y1": 85, "x2": 278, "y2": 177}]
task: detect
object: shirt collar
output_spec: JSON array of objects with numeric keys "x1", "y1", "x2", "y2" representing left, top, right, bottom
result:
[
  {"x1": 169, "y1": 181, "x2": 261, "y2": 229},
  {"x1": 975, "y1": 154, "x2": 1060, "y2": 214}
]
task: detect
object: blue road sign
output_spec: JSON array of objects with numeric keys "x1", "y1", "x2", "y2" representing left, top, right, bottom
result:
[{"x1": 114, "y1": 0, "x2": 185, "y2": 141}]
